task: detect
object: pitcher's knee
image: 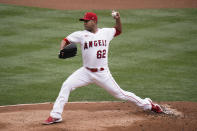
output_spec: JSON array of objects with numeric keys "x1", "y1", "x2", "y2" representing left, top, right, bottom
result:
[{"x1": 62, "y1": 82, "x2": 76, "y2": 92}]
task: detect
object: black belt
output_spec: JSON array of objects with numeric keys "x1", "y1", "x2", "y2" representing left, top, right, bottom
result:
[{"x1": 86, "y1": 67, "x2": 104, "y2": 72}]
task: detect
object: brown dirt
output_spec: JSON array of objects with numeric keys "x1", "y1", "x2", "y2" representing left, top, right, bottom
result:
[
  {"x1": 0, "y1": 0, "x2": 197, "y2": 10},
  {"x1": 0, "y1": 102, "x2": 197, "y2": 131},
  {"x1": 0, "y1": 0, "x2": 197, "y2": 131}
]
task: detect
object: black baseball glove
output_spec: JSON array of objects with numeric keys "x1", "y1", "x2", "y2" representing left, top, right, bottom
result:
[{"x1": 58, "y1": 43, "x2": 77, "y2": 59}]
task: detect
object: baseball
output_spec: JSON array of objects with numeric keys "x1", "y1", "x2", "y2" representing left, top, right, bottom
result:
[{"x1": 111, "y1": 11, "x2": 117, "y2": 17}]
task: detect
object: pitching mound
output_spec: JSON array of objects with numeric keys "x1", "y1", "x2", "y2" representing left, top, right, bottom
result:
[{"x1": 0, "y1": 102, "x2": 197, "y2": 131}]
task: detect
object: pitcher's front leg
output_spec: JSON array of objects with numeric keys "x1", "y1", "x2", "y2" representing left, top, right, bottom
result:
[{"x1": 50, "y1": 67, "x2": 92, "y2": 119}]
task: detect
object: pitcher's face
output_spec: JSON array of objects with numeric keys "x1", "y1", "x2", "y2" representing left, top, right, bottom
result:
[{"x1": 84, "y1": 20, "x2": 97, "y2": 32}]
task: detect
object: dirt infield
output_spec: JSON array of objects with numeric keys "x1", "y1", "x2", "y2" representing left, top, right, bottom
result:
[
  {"x1": 0, "y1": 0, "x2": 197, "y2": 131},
  {"x1": 0, "y1": 102, "x2": 197, "y2": 131},
  {"x1": 0, "y1": 0, "x2": 197, "y2": 10}
]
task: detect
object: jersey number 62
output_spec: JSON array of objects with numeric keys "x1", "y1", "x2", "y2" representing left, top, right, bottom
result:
[{"x1": 97, "y1": 49, "x2": 106, "y2": 59}]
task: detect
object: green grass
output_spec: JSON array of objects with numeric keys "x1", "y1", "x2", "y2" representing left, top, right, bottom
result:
[{"x1": 0, "y1": 4, "x2": 197, "y2": 105}]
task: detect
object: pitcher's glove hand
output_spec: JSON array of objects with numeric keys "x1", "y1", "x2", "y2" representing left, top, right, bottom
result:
[{"x1": 58, "y1": 43, "x2": 77, "y2": 59}]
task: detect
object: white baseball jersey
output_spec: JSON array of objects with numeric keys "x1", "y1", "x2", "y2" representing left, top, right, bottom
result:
[
  {"x1": 66, "y1": 28, "x2": 116, "y2": 68},
  {"x1": 50, "y1": 28, "x2": 152, "y2": 119}
]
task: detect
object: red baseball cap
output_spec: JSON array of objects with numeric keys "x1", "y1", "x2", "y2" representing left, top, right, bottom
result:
[{"x1": 79, "y1": 12, "x2": 98, "y2": 22}]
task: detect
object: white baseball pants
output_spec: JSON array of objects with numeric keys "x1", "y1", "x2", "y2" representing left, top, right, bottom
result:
[{"x1": 50, "y1": 67, "x2": 151, "y2": 119}]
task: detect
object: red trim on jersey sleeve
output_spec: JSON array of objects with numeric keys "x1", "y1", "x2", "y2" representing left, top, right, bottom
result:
[
  {"x1": 63, "y1": 38, "x2": 70, "y2": 44},
  {"x1": 114, "y1": 27, "x2": 121, "y2": 37}
]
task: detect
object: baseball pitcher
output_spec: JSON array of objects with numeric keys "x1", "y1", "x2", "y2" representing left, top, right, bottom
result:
[{"x1": 43, "y1": 11, "x2": 164, "y2": 125}]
